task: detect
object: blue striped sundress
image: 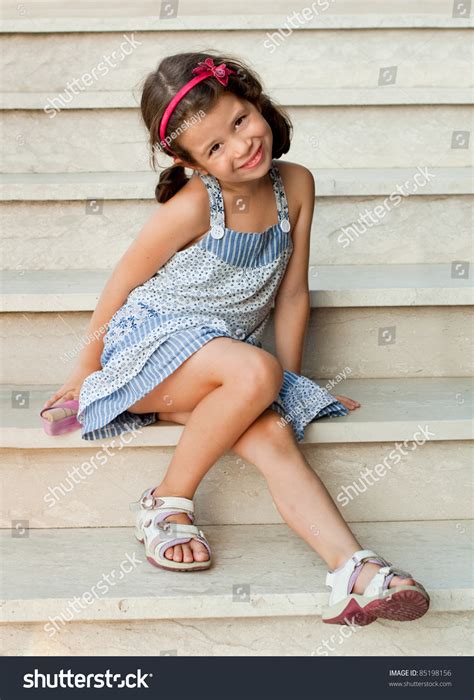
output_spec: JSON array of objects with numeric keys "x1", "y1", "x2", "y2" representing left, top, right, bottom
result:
[{"x1": 77, "y1": 160, "x2": 348, "y2": 441}]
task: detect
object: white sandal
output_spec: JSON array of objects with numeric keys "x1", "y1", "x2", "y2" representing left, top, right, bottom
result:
[
  {"x1": 129, "y1": 486, "x2": 212, "y2": 571},
  {"x1": 322, "y1": 548, "x2": 430, "y2": 626}
]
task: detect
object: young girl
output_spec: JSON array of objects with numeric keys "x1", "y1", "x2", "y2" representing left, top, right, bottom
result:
[{"x1": 41, "y1": 52, "x2": 429, "y2": 626}]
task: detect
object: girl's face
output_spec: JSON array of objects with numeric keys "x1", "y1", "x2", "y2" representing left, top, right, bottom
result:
[{"x1": 173, "y1": 93, "x2": 273, "y2": 183}]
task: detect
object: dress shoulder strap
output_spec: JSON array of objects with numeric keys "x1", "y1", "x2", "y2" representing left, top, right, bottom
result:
[
  {"x1": 269, "y1": 161, "x2": 291, "y2": 233},
  {"x1": 195, "y1": 159, "x2": 291, "y2": 238},
  {"x1": 195, "y1": 170, "x2": 226, "y2": 240}
]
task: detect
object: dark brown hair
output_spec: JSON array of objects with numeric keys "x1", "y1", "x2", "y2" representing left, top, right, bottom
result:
[{"x1": 139, "y1": 51, "x2": 293, "y2": 203}]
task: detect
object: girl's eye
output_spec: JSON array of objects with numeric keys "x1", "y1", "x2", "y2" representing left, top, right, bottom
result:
[{"x1": 208, "y1": 115, "x2": 247, "y2": 155}]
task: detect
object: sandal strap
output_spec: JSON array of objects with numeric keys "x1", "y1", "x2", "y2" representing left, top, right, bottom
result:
[
  {"x1": 131, "y1": 488, "x2": 196, "y2": 533},
  {"x1": 363, "y1": 564, "x2": 414, "y2": 597},
  {"x1": 139, "y1": 488, "x2": 194, "y2": 514},
  {"x1": 142, "y1": 520, "x2": 212, "y2": 560},
  {"x1": 325, "y1": 549, "x2": 391, "y2": 606}
]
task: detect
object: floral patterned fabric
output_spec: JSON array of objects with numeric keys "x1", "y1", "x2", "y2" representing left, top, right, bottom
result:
[{"x1": 77, "y1": 160, "x2": 348, "y2": 441}]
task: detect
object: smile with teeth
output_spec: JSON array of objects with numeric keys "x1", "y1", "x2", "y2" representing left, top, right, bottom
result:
[{"x1": 240, "y1": 144, "x2": 263, "y2": 168}]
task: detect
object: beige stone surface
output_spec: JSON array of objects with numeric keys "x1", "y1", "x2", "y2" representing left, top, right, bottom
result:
[
  {"x1": 2, "y1": 377, "x2": 472, "y2": 447},
  {"x1": 1, "y1": 440, "x2": 472, "y2": 528},
  {"x1": 2, "y1": 168, "x2": 471, "y2": 202},
  {"x1": 1, "y1": 195, "x2": 473, "y2": 270},
  {"x1": 1, "y1": 307, "x2": 472, "y2": 383},
  {"x1": 3, "y1": 106, "x2": 473, "y2": 173},
  {"x1": 1, "y1": 26, "x2": 471, "y2": 94},
  {"x1": 0, "y1": 521, "x2": 472, "y2": 624},
  {"x1": 1, "y1": 612, "x2": 472, "y2": 656},
  {"x1": 2, "y1": 265, "x2": 473, "y2": 312},
  {"x1": 294, "y1": 307, "x2": 473, "y2": 378}
]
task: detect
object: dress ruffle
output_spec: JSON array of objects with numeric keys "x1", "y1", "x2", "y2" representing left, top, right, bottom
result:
[{"x1": 270, "y1": 370, "x2": 349, "y2": 442}]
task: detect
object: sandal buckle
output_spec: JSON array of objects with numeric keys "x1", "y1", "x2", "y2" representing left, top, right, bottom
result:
[
  {"x1": 140, "y1": 494, "x2": 164, "y2": 509},
  {"x1": 156, "y1": 521, "x2": 178, "y2": 538}
]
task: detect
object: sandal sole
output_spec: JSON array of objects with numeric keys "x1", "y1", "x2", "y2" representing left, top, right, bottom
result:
[{"x1": 323, "y1": 587, "x2": 430, "y2": 626}]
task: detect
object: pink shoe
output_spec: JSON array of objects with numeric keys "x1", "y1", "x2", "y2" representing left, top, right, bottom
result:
[
  {"x1": 322, "y1": 549, "x2": 430, "y2": 626},
  {"x1": 40, "y1": 399, "x2": 82, "y2": 436}
]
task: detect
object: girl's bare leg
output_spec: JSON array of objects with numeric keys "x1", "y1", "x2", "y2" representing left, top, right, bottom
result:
[
  {"x1": 163, "y1": 405, "x2": 416, "y2": 592},
  {"x1": 127, "y1": 337, "x2": 283, "y2": 564}
]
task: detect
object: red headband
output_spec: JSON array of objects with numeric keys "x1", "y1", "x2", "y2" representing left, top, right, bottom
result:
[{"x1": 158, "y1": 57, "x2": 237, "y2": 156}]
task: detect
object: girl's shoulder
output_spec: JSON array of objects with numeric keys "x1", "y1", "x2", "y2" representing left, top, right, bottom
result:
[
  {"x1": 274, "y1": 160, "x2": 315, "y2": 222},
  {"x1": 275, "y1": 159, "x2": 314, "y2": 194}
]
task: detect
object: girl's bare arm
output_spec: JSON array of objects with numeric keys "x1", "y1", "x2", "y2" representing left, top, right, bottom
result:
[
  {"x1": 273, "y1": 165, "x2": 313, "y2": 373},
  {"x1": 43, "y1": 180, "x2": 208, "y2": 408},
  {"x1": 78, "y1": 182, "x2": 208, "y2": 369}
]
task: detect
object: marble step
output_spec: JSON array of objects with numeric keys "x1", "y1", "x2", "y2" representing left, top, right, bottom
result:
[
  {"x1": 3, "y1": 106, "x2": 473, "y2": 173},
  {"x1": 1, "y1": 265, "x2": 472, "y2": 312},
  {"x1": 1, "y1": 377, "x2": 472, "y2": 527},
  {"x1": 2, "y1": 87, "x2": 472, "y2": 110},
  {"x1": 3, "y1": 377, "x2": 472, "y2": 447},
  {"x1": 1, "y1": 168, "x2": 471, "y2": 202},
  {"x1": 1, "y1": 25, "x2": 472, "y2": 107},
  {"x1": 2, "y1": 304, "x2": 472, "y2": 383},
  {"x1": 2, "y1": 194, "x2": 472, "y2": 268},
  {"x1": 1, "y1": 0, "x2": 472, "y2": 30},
  {"x1": 0, "y1": 520, "x2": 472, "y2": 656}
]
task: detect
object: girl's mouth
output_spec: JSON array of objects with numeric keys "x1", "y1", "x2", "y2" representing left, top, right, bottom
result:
[{"x1": 239, "y1": 144, "x2": 264, "y2": 169}]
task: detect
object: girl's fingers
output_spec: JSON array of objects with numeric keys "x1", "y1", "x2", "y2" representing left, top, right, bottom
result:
[
  {"x1": 43, "y1": 389, "x2": 68, "y2": 409},
  {"x1": 334, "y1": 394, "x2": 361, "y2": 409}
]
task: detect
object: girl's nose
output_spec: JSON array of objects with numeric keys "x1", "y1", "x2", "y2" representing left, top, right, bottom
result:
[{"x1": 233, "y1": 137, "x2": 254, "y2": 160}]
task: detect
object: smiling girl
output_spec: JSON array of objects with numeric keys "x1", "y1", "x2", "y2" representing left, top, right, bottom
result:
[{"x1": 41, "y1": 52, "x2": 430, "y2": 626}]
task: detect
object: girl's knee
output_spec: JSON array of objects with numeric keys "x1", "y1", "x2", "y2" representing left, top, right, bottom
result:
[
  {"x1": 243, "y1": 351, "x2": 283, "y2": 401},
  {"x1": 256, "y1": 409, "x2": 295, "y2": 446},
  {"x1": 236, "y1": 409, "x2": 296, "y2": 459}
]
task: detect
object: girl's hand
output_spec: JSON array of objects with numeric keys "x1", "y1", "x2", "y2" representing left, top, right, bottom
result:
[
  {"x1": 334, "y1": 394, "x2": 361, "y2": 411},
  {"x1": 42, "y1": 362, "x2": 99, "y2": 410}
]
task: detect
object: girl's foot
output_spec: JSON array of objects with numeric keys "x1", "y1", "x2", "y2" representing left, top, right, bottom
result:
[
  {"x1": 323, "y1": 549, "x2": 429, "y2": 625},
  {"x1": 352, "y1": 561, "x2": 416, "y2": 593},
  {"x1": 131, "y1": 489, "x2": 212, "y2": 571},
  {"x1": 153, "y1": 506, "x2": 210, "y2": 564}
]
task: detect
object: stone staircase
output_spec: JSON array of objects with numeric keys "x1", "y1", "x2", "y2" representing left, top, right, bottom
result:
[{"x1": 0, "y1": 1, "x2": 473, "y2": 656}]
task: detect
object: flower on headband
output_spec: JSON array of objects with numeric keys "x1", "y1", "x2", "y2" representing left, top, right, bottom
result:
[{"x1": 192, "y1": 57, "x2": 236, "y2": 86}]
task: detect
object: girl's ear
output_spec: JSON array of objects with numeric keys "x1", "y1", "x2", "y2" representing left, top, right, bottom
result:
[{"x1": 173, "y1": 155, "x2": 207, "y2": 174}]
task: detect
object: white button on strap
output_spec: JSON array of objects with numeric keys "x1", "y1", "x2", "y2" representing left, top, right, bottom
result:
[
  {"x1": 210, "y1": 225, "x2": 225, "y2": 239},
  {"x1": 280, "y1": 218, "x2": 291, "y2": 233}
]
